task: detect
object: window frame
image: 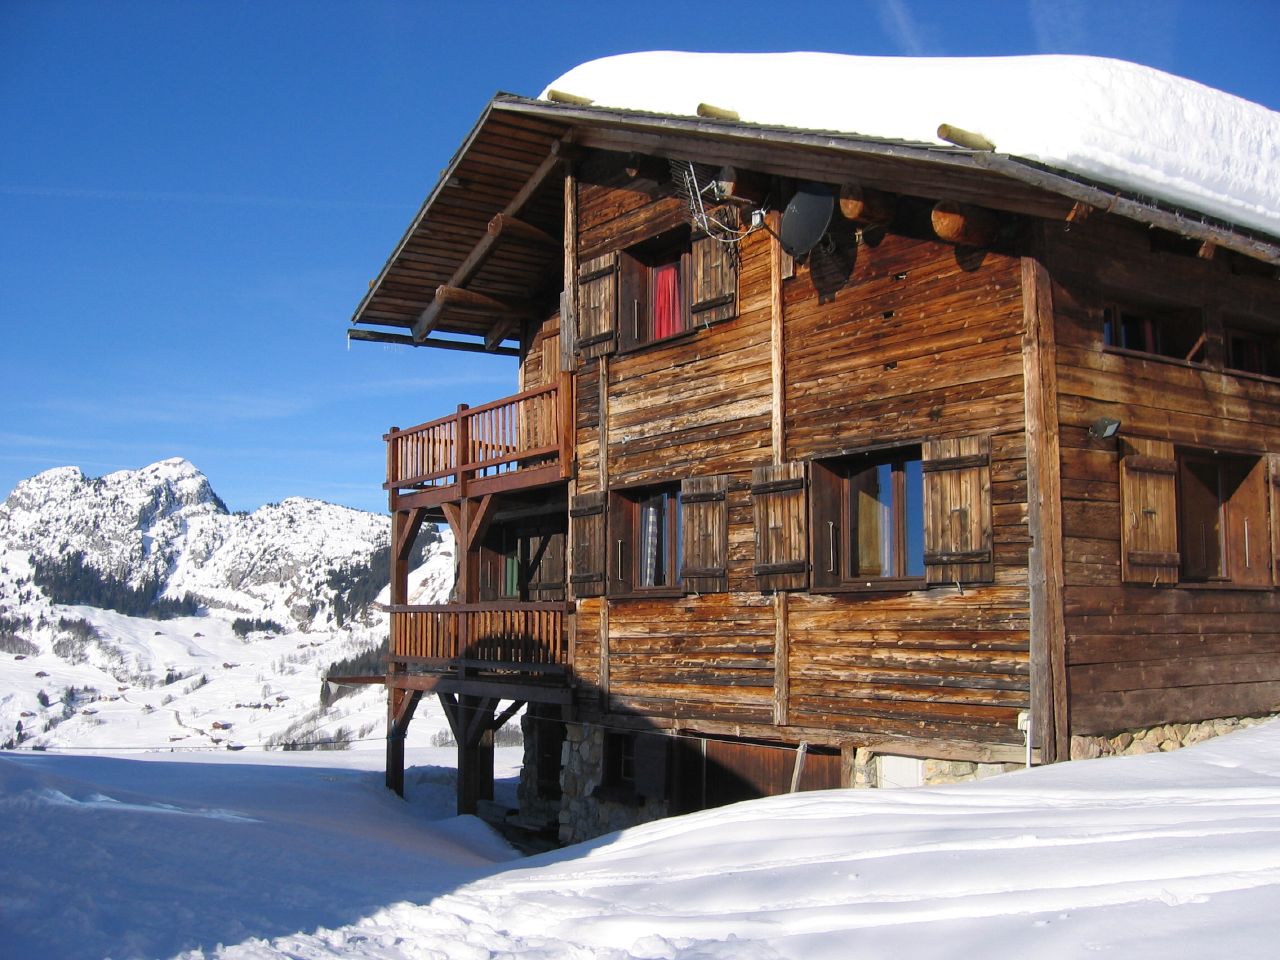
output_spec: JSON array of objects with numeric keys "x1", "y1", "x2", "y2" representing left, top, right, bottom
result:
[
  {"x1": 1175, "y1": 448, "x2": 1271, "y2": 588},
  {"x1": 617, "y1": 229, "x2": 694, "y2": 353},
  {"x1": 812, "y1": 445, "x2": 926, "y2": 593},
  {"x1": 608, "y1": 482, "x2": 684, "y2": 598},
  {"x1": 1102, "y1": 298, "x2": 1208, "y2": 366}
]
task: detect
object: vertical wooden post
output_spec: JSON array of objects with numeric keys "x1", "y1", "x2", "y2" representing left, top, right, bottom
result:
[
  {"x1": 386, "y1": 682, "x2": 405, "y2": 794},
  {"x1": 769, "y1": 210, "x2": 786, "y2": 465},
  {"x1": 1022, "y1": 253, "x2": 1069, "y2": 764},
  {"x1": 455, "y1": 694, "x2": 496, "y2": 815},
  {"x1": 773, "y1": 592, "x2": 789, "y2": 725}
]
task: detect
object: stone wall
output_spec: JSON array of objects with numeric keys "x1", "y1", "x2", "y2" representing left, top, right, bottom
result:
[
  {"x1": 1069, "y1": 713, "x2": 1276, "y2": 760},
  {"x1": 557, "y1": 723, "x2": 670, "y2": 845}
]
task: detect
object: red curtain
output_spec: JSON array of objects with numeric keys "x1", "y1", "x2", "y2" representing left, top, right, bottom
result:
[{"x1": 651, "y1": 263, "x2": 682, "y2": 339}]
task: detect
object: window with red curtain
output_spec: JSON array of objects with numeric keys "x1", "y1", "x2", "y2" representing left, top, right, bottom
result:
[{"x1": 650, "y1": 262, "x2": 683, "y2": 340}]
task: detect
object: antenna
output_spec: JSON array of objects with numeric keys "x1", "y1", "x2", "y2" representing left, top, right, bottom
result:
[{"x1": 669, "y1": 159, "x2": 760, "y2": 244}]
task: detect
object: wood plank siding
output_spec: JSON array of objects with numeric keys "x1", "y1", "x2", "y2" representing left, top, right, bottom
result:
[
  {"x1": 1041, "y1": 215, "x2": 1280, "y2": 736},
  {"x1": 570, "y1": 153, "x2": 1035, "y2": 753}
]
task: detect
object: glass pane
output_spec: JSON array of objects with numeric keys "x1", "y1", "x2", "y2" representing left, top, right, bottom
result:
[
  {"x1": 903, "y1": 458, "x2": 924, "y2": 577},
  {"x1": 638, "y1": 493, "x2": 667, "y2": 587},
  {"x1": 849, "y1": 463, "x2": 893, "y2": 577}
]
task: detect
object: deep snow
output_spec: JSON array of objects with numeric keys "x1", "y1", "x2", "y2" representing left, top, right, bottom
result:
[{"x1": 4, "y1": 719, "x2": 1280, "y2": 959}]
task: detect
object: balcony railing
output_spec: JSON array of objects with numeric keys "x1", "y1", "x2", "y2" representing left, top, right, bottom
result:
[
  {"x1": 385, "y1": 381, "x2": 569, "y2": 497},
  {"x1": 390, "y1": 601, "x2": 571, "y2": 671}
]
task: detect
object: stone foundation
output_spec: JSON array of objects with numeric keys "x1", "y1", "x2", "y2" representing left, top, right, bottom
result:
[
  {"x1": 557, "y1": 723, "x2": 669, "y2": 845},
  {"x1": 1069, "y1": 713, "x2": 1276, "y2": 760},
  {"x1": 514, "y1": 712, "x2": 561, "y2": 830}
]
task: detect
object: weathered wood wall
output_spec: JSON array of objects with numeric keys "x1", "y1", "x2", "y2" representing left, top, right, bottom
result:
[
  {"x1": 1042, "y1": 215, "x2": 1280, "y2": 736},
  {"x1": 783, "y1": 232, "x2": 1031, "y2": 748},
  {"x1": 570, "y1": 154, "x2": 1034, "y2": 753}
]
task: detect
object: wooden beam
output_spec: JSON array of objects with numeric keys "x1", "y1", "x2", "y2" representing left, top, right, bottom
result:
[
  {"x1": 412, "y1": 144, "x2": 569, "y2": 341},
  {"x1": 1022, "y1": 252, "x2": 1069, "y2": 764},
  {"x1": 716, "y1": 165, "x2": 769, "y2": 206},
  {"x1": 773, "y1": 591, "x2": 789, "y2": 726},
  {"x1": 931, "y1": 200, "x2": 999, "y2": 247},
  {"x1": 325, "y1": 674, "x2": 385, "y2": 686},
  {"x1": 697, "y1": 102, "x2": 740, "y2": 121},
  {"x1": 432, "y1": 284, "x2": 536, "y2": 318},
  {"x1": 488, "y1": 212, "x2": 559, "y2": 248},
  {"x1": 466, "y1": 494, "x2": 498, "y2": 551},
  {"x1": 937, "y1": 123, "x2": 995, "y2": 151},
  {"x1": 838, "y1": 183, "x2": 896, "y2": 226},
  {"x1": 546, "y1": 88, "x2": 592, "y2": 105},
  {"x1": 485, "y1": 317, "x2": 520, "y2": 351},
  {"x1": 493, "y1": 699, "x2": 525, "y2": 732},
  {"x1": 769, "y1": 209, "x2": 786, "y2": 463},
  {"x1": 348, "y1": 328, "x2": 519, "y2": 356}
]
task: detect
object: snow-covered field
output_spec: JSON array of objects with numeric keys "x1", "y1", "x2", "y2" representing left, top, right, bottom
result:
[{"x1": 4, "y1": 719, "x2": 1280, "y2": 959}]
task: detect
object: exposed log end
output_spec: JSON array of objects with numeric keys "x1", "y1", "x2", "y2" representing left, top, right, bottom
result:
[
  {"x1": 697, "y1": 102, "x2": 740, "y2": 121},
  {"x1": 931, "y1": 201, "x2": 999, "y2": 247},
  {"x1": 838, "y1": 184, "x2": 896, "y2": 226},
  {"x1": 937, "y1": 123, "x2": 996, "y2": 152},
  {"x1": 717, "y1": 165, "x2": 770, "y2": 206},
  {"x1": 546, "y1": 88, "x2": 593, "y2": 106}
]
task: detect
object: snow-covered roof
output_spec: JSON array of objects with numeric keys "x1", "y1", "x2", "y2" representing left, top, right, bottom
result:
[{"x1": 541, "y1": 52, "x2": 1280, "y2": 241}]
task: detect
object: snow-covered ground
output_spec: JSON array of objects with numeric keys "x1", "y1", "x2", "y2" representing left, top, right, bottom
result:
[{"x1": 4, "y1": 719, "x2": 1280, "y2": 959}]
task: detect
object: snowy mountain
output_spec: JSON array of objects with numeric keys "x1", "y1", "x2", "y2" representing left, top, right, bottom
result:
[{"x1": 0, "y1": 458, "x2": 453, "y2": 753}]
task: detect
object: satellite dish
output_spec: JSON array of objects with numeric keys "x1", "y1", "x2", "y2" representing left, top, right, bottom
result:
[{"x1": 780, "y1": 183, "x2": 835, "y2": 258}]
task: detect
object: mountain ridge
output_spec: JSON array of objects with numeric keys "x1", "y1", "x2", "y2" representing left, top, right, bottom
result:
[{"x1": 0, "y1": 458, "x2": 451, "y2": 753}]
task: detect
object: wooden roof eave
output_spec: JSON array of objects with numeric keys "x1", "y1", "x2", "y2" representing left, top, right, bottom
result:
[
  {"x1": 492, "y1": 95, "x2": 1280, "y2": 267},
  {"x1": 349, "y1": 101, "x2": 572, "y2": 353},
  {"x1": 348, "y1": 99, "x2": 512, "y2": 333}
]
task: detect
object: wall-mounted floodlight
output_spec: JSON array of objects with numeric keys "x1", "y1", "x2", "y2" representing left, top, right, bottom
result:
[{"x1": 1088, "y1": 416, "x2": 1121, "y2": 440}]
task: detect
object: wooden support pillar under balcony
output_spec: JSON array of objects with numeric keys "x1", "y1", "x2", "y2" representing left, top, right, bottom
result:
[
  {"x1": 385, "y1": 677, "x2": 422, "y2": 797},
  {"x1": 439, "y1": 693, "x2": 526, "y2": 815}
]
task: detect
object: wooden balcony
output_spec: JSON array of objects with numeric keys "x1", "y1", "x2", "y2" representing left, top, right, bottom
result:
[
  {"x1": 384, "y1": 381, "x2": 570, "y2": 507},
  {"x1": 389, "y1": 601, "x2": 572, "y2": 694}
]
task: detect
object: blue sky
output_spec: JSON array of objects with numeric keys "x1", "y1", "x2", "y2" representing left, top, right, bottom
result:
[{"x1": 2, "y1": 0, "x2": 1277, "y2": 515}]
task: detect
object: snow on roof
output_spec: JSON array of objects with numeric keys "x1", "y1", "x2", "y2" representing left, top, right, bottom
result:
[{"x1": 542, "y1": 52, "x2": 1280, "y2": 240}]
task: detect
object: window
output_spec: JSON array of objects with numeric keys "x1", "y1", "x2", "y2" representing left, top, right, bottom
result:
[
  {"x1": 575, "y1": 217, "x2": 737, "y2": 359},
  {"x1": 619, "y1": 229, "x2": 692, "y2": 351},
  {"x1": 1103, "y1": 300, "x2": 1205, "y2": 363},
  {"x1": 1226, "y1": 320, "x2": 1280, "y2": 378},
  {"x1": 609, "y1": 484, "x2": 682, "y2": 595},
  {"x1": 1177, "y1": 452, "x2": 1270, "y2": 586},
  {"x1": 1120, "y1": 438, "x2": 1273, "y2": 588},
  {"x1": 813, "y1": 448, "x2": 925, "y2": 590}
]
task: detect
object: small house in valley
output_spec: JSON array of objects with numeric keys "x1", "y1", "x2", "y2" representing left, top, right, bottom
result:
[{"x1": 340, "y1": 53, "x2": 1280, "y2": 844}]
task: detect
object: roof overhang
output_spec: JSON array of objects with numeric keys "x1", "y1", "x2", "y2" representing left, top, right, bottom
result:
[{"x1": 349, "y1": 95, "x2": 1280, "y2": 352}]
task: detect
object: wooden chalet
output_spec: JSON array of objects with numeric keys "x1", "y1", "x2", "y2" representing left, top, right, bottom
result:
[{"x1": 345, "y1": 87, "x2": 1280, "y2": 842}]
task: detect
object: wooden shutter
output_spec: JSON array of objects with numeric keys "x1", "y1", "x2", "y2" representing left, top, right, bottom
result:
[
  {"x1": 616, "y1": 251, "x2": 649, "y2": 351},
  {"x1": 607, "y1": 491, "x2": 634, "y2": 595},
  {"x1": 1119, "y1": 438, "x2": 1179, "y2": 585},
  {"x1": 923, "y1": 436, "x2": 994, "y2": 584},
  {"x1": 1226, "y1": 456, "x2": 1270, "y2": 588},
  {"x1": 809, "y1": 460, "x2": 843, "y2": 590},
  {"x1": 577, "y1": 252, "x2": 617, "y2": 360},
  {"x1": 569, "y1": 491, "x2": 606, "y2": 598},
  {"x1": 688, "y1": 230, "x2": 737, "y2": 327},
  {"x1": 680, "y1": 475, "x2": 729, "y2": 593},
  {"x1": 752, "y1": 462, "x2": 808, "y2": 591}
]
